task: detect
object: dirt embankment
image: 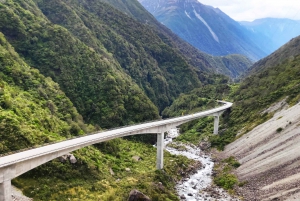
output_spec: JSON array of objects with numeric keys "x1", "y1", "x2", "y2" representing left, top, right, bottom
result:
[{"x1": 222, "y1": 101, "x2": 300, "y2": 201}]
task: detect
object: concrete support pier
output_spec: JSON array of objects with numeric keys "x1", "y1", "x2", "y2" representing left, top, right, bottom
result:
[
  {"x1": 156, "y1": 132, "x2": 164, "y2": 169},
  {"x1": 213, "y1": 115, "x2": 220, "y2": 135},
  {"x1": 0, "y1": 180, "x2": 11, "y2": 201}
]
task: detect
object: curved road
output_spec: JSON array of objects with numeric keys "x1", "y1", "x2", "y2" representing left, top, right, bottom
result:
[{"x1": 0, "y1": 101, "x2": 232, "y2": 201}]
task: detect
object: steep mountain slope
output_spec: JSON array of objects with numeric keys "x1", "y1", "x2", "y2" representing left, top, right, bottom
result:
[
  {"x1": 213, "y1": 36, "x2": 300, "y2": 149},
  {"x1": 98, "y1": 0, "x2": 253, "y2": 78},
  {"x1": 241, "y1": 18, "x2": 300, "y2": 53},
  {"x1": 0, "y1": 18, "x2": 195, "y2": 201},
  {"x1": 25, "y1": 0, "x2": 206, "y2": 112},
  {"x1": 0, "y1": 32, "x2": 92, "y2": 153},
  {"x1": 138, "y1": 0, "x2": 268, "y2": 60},
  {"x1": 159, "y1": 35, "x2": 300, "y2": 200},
  {"x1": 0, "y1": 0, "x2": 165, "y2": 128},
  {"x1": 248, "y1": 36, "x2": 300, "y2": 75},
  {"x1": 220, "y1": 37, "x2": 300, "y2": 200},
  {"x1": 222, "y1": 37, "x2": 300, "y2": 200},
  {"x1": 223, "y1": 101, "x2": 300, "y2": 200},
  {"x1": 162, "y1": 35, "x2": 300, "y2": 150}
]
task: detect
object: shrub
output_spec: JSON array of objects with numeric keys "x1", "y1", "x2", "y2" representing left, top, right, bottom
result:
[{"x1": 214, "y1": 173, "x2": 238, "y2": 190}]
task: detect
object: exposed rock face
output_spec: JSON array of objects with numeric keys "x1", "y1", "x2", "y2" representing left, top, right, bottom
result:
[
  {"x1": 128, "y1": 189, "x2": 151, "y2": 201},
  {"x1": 222, "y1": 102, "x2": 300, "y2": 200}
]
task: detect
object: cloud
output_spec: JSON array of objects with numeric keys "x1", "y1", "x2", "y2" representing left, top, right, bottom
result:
[{"x1": 198, "y1": 0, "x2": 300, "y2": 21}]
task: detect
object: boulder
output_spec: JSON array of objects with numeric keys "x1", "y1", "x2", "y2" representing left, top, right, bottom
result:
[
  {"x1": 132, "y1": 156, "x2": 141, "y2": 161},
  {"x1": 128, "y1": 189, "x2": 151, "y2": 201},
  {"x1": 70, "y1": 154, "x2": 77, "y2": 164},
  {"x1": 59, "y1": 155, "x2": 68, "y2": 163},
  {"x1": 68, "y1": 154, "x2": 77, "y2": 164}
]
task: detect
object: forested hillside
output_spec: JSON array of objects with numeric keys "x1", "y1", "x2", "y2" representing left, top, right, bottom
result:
[
  {"x1": 0, "y1": 0, "x2": 162, "y2": 128},
  {"x1": 0, "y1": 32, "x2": 93, "y2": 154},
  {"x1": 0, "y1": 0, "x2": 263, "y2": 200},
  {"x1": 164, "y1": 35, "x2": 300, "y2": 150}
]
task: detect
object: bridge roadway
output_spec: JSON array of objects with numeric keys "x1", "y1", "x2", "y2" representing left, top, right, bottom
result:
[{"x1": 0, "y1": 101, "x2": 232, "y2": 201}]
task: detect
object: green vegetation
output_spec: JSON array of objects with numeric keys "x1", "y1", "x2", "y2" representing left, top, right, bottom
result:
[
  {"x1": 0, "y1": 31, "x2": 195, "y2": 200},
  {"x1": 0, "y1": 0, "x2": 160, "y2": 129},
  {"x1": 162, "y1": 82, "x2": 231, "y2": 144},
  {"x1": 14, "y1": 138, "x2": 195, "y2": 200},
  {"x1": 213, "y1": 37, "x2": 300, "y2": 149},
  {"x1": 101, "y1": 0, "x2": 254, "y2": 79},
  {"x1": 0, "y1": 32, "x2": 92, "y2": 154},
  {"x1": 0, "y1": 1, "x2": 220, "y2": 199},
  {"x1": 213, "y1": 156, "x2": 241, "y2": 190},
  {"x1": 28, "y1": 0, "x2": 204, "y2": 111},
  {"x1": 1, "y1": 0, "x2": 299, "y2": 200},
  {"x1": 165, "y1": 36, "x2": 300, "y2": 150}
]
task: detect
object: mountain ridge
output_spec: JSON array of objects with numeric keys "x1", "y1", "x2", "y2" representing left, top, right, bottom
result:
[
  {"x1": 100, "y1": 0, "x2": 253, "y2": 78},
  {"x1": 138, "y1": 0, "x2": 268, "y2": 60},
  {"x1": 240, "y1": 17, "x2": 300, "y2": 53}
]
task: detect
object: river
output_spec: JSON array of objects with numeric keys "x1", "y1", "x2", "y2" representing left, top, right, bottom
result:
[{"x1": 165, "y1": 129, "x2": 239, "y2": 201}]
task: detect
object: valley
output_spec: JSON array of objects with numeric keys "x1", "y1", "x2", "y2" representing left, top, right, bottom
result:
[{"x1": 0, "y1": 0, "x2": 300, "y2": 200}]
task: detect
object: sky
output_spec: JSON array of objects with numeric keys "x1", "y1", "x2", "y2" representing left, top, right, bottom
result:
[{"x1": 198, "y1": 0, "x2": 300, "y2": 22}]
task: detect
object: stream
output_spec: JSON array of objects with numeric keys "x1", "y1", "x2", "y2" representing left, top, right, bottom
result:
[{"x1": 165, "y1": 129, "x2": 239, "y2": 201}]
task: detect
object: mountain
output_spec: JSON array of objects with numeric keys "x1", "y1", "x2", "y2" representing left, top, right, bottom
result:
[
  {"x1": 220, "y1": 35, "x2": 300, "y2": 200},
  {"x1": 240, "y1": 18, "x2": 300, "y2": 53},
  {"x1": 138, "y1": 0, "x2": 268, "y2": 60},
  {"x1": 0, "y1": 1, "x2": 201, "y2": 200},
  {"x1": 160, "y1": 34, "x2": 300, "y2": 200},
  {"x1": 2, "y1": 0, "x2": 210, "y2": 129},
  {"x1": 0, "y1": 32, "x2": 93, "y2": 154},
  {"x1": 99, "y1": 0, "x2": 253, "y2": 78}
]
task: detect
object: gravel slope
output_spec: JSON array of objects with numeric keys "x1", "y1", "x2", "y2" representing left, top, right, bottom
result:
[{"x1": 223, "y1": 101, "x2": 300, "y2": 200}]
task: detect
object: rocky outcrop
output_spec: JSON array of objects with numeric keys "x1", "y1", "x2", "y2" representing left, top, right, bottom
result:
[
  {"x1": 128, "y1": 189, "x2": 151, "y2": 201},
  {"x1": 59, "y1": 153, "x2": 77, "y2": 164}
]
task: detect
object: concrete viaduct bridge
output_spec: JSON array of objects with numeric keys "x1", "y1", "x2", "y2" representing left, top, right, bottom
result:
[{"x1": 0, "y1": 101, "x2": 232, "y2": 201}]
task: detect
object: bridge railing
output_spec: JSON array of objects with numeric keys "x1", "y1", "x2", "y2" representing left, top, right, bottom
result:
[{"x1": 0, "y1": 101, "x2": 227, "y2": 157}]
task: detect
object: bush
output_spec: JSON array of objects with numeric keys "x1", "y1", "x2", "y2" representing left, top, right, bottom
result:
[
  {"x1": 214, "y1": 173, "x2": 238, "y2": 190},
  {"x1": 276, "y1": 127, "x2": 283, "y2": 133}
]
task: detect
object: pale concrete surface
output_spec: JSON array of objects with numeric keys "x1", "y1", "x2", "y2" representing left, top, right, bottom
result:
[
  {"x1": 156, "y1": 132, "x2": 164, "y2": 169},
  {"x1": 223, "y1": 101, "x2": 300, "y2": 200}
]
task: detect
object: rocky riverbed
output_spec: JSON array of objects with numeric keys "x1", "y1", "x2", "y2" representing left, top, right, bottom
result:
[{"x1": 165, "y1": 129, "x2": 239, "y2": 201}]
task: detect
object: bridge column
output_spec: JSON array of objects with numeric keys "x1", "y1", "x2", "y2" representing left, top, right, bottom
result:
[
  {"x1": 156, "y1": 132, "x2": 164, "y2": 169},
  {"x1": 213, "y1": 115, "x2": 220, "y2": 135},
  {"x1": 0, "y1": 180, "x2": 12, "y2": 201}
]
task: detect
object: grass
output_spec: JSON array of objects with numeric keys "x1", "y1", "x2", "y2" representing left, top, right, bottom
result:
[{"x1": 12, "y1": 138, "x2": 197, "y2": 201}]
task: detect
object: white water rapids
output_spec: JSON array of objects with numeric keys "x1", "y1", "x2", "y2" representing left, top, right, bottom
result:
[{"x1": 165, "y1": 129, "x2": 239, "y2": 201}]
